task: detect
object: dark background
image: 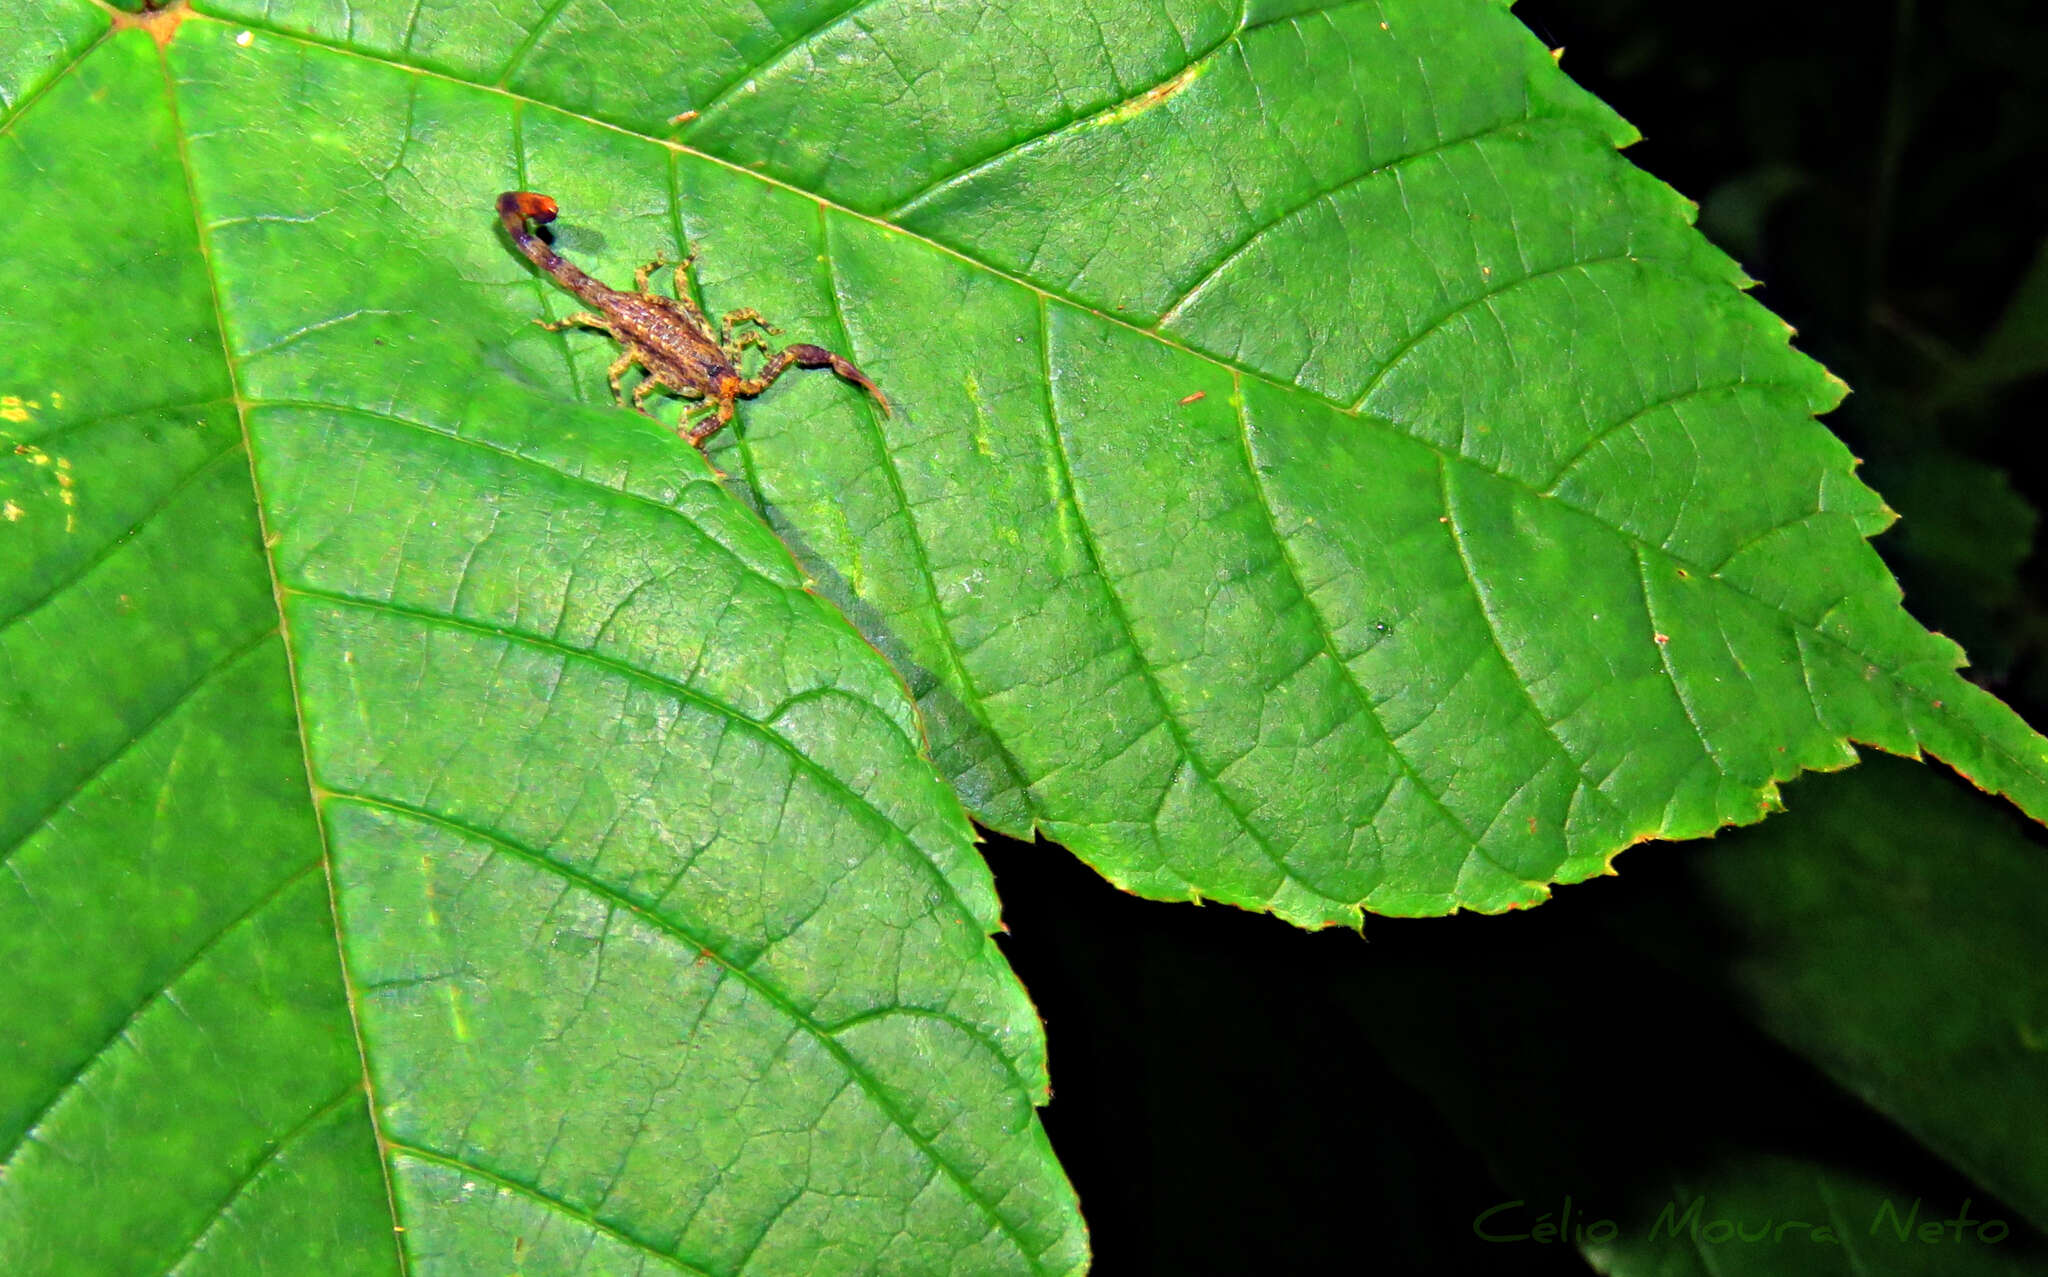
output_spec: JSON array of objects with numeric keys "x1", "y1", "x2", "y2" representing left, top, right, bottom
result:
[{"x1": 983, "y1": 3, "x2": 2048, "y2": 1271}]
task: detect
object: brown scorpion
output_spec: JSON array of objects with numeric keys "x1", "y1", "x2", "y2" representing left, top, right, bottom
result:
[{"x1": 497, "y1": 192, "x2": 889, "y2": 449}]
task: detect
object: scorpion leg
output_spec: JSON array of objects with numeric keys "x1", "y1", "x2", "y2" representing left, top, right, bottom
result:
[
  {"x1": 738, "y1": 343, "x2": 892, "y2": 417},
  {"x1": 606, "y1": 349, "x2": 643, "y2": 409},
  {"x1": 535, "y1": 311, "x2": 614, "y2": 334},
  {"x1": 666, "y1": 257, "x2": 714, "y2": 336},
  {"x1": 726, "y1": 329, "x2": 773, "y2": 361},
  {"x1": 633, "y1": 257, "x2": 670, "y2": 293},
  {"x1": 719, "y1": 307, "x2": 782, "y2": 346},
  {"x1": 685, "y1": 397, "x2": 739, "y2": 447}
]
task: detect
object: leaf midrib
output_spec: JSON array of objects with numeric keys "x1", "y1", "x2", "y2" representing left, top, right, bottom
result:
[
  {"x1": 141, "y1": 17, "x2": 1057, "y2": 1260},
  {"x1": 155, "y1": 29, "x2": 412, "y2": 1272}
]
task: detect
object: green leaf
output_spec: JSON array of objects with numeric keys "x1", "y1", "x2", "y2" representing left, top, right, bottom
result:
[
  {"x1": 1614, "y1": 753, "x2": 2048, "y2": 1234},
  {"x1": 164, "y1": 0, "x2": 2047, "y2": 924},
  {"x1": 719, "y1": 0, "x2": 2048, "y2": 921},
  {"x1": 1331, "y1": 756, "x2": 2048, "y2": 1273},
  {"x1": 9, "y1": 0, "x2": 2048, "y2": 1267},
  {"x1": 0, "y1": 0, "x2": 100, "y2": 112},
  {"x1": 0, "y1": 24, "x2": 1081, "y2": 1275}
]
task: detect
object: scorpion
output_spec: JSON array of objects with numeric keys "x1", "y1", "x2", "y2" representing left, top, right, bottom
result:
[{"x1": 497, "y1": 191, "x2": 890, "y2": 450}]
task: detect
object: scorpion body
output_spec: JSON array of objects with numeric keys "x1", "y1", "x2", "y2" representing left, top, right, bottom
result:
[{"x1": 497, "y1": 191, "x2": 889, "y2": 448}]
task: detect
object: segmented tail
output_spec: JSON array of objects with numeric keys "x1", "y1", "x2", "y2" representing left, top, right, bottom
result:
[
  {"x1": 497, "y1": 191, "x2": 560, "y2": 267},
  {"x1": 496, "y1": 191, "x2": 615, "y2": 307}
]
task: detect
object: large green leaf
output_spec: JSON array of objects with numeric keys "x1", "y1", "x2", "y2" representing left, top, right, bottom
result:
[
  {"x1": 1611, "y1": 753, "x2": 2048, "y2": 1234},
  {"x1": 0, "y1": 0, "x2": 99, "y2": 112},
  {"x1": 1325, "y1": 755, "x2": 2048, "y2": 1274},
  {"x1": 151, "y1": 0, "x2": 2045, "y2": 927},
  {"x1": 8, "y1": 0, "x2": 2048, "y2": 1269},
  {"x1": 0, "y1": 21, "x2": 1081, "y2": 1275}
]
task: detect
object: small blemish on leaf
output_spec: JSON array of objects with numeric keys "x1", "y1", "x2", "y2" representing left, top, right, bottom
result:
[
  {"x1": 1179, "y1": 390, "x2": 1206, "y2": 405},
  {"x1": 445, "y1": 986, "x2": 470, "y2": 1041},
  {"x1": 1093, "y1": 60, "x2": 1209, "y2": 128},
  {"x1": 111, "y1": 0, "x2": 194, "y2": 49}
]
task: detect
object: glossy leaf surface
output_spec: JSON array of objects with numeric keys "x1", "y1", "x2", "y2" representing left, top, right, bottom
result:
[
  {"x1": 0, "y1": 18, "x2": 1080, "y2": 1275},
  {"x1": 7, "y1": 0, "x2": 2048, "y2": 1268},
  {"x1": 168, "y1": 0, "x2": 2048, "y2": 924}
]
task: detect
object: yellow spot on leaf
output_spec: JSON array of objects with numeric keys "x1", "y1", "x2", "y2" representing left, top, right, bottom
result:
[
  {"x1": 0, "y1": 396, "x2": 30, "y2": 423},
  {"x1": 2, "y1": 501, "x2": 21, "y2": 522},
  {"x1": 446, "y1": 986, "x2": 470, "y2": 1042},
  {"x1": 1093, "y1": 61, "x2": 1209, "y2": 128}
]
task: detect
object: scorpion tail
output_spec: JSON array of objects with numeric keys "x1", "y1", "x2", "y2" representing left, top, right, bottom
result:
[
  {"x1": 497, "y1": 191, "x2": 562, "y2": 270},
  {"x1": 496, "y1": 191, "x2": 616, "y2": 308},
  {"x1": 787, "y1": 343, "x2": 893, "y2": 417},
  {"x1": 493, "y1": 190, "x2": 565, "y2": 272}
]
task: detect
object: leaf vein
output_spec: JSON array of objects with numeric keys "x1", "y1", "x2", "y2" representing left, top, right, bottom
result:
[
  {"x1": 342, "y1": 797, "x2": 1049, "y2": 1270},
  {"x1": 1349, "y1": 250, "x2": 1641, "y2": 412},
  {"x1": 283, "y1": 585, "x2": 987, "y2": 935},
  {"x1": 161, "y1": 1083, "x2": 367, "y2": 1276},
  {"x1": 0, "y1": 626, "x2": 281, "y2": 866},
  {"x1": 1038, "y1": 298, "x2": 1348, "y2": 910},
  {"x1": 1155, "y1": 114, "x2": 1554, "y2": 327},
  {"x1": 0, "y1": 436, "x2": 247, "y2": 637},
  {"x1": 1235, "y1": 382, "x2": 1524, "y2": 887},
  {"x1": 385, "y1": 1140, "x2": 714, "y2": 1275},
  {"x1": 1437, "y1": 452, "x2": 1629, "y2": 858},
  {"x1": 0, "y1": 859, "x2": 325, "y2": 1174}
]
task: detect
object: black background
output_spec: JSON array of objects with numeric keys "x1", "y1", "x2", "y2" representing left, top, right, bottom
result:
[{"x1": 983, "y1": 3, "x2": 2048, "y2": 1271}]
